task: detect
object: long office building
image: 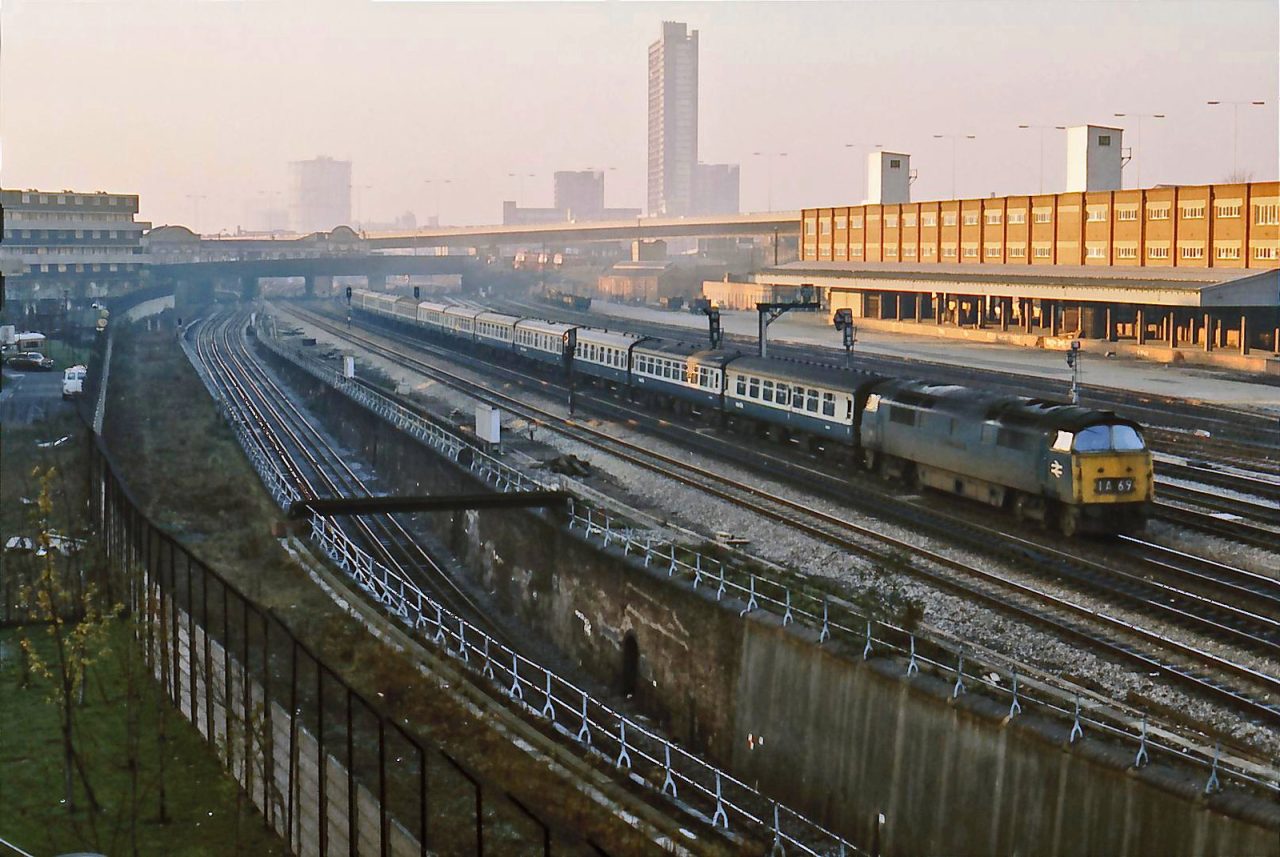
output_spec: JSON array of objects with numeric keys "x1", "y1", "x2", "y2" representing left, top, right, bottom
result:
[
  {"x1": 742, "y1": 180, "x2": 1280, "y2": 361},
  {"x1": 647, "y1": 21, "x2": 699, "y2": 217},
  {"x1": 0, "y1": 188, "x2": 149, "y2": 303}
]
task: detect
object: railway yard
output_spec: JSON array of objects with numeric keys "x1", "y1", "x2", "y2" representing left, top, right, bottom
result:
[{"x1": 121, "y1": 289, "x2": 1278, "y2": 853}]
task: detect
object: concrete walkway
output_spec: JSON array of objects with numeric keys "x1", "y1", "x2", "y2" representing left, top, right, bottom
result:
[{"x1": 586, "y1": 302, "x2": 1280, "y2": 416}]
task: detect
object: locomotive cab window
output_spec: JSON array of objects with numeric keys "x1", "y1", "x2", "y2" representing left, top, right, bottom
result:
[
  {"x1": 1111, "y1": 425, "x2": 1145, "y2": 451},
  {"x1": 1071, "y1": 424, "x2": 1145, "y2": 452},
  {"x1": 889, "y1": 405, "x2": 916, "y2": 426}
]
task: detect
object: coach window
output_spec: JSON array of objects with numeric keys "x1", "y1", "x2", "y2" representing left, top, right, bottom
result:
[
  {"x1": 748, "y1": 377, "x2": 760, "y2": 399},
  {"x1": 822, "y1": 392, "x2": 836, "y2": 417},
  {"x1": 762, "y1": 380, "x2": 775, "y2": 402},
  {"x1": 776, "y1": 384, "x2": 790, "y2": 406},
  {"x1": 806, "y1": 389, "x2": 819, "y2": 412}
]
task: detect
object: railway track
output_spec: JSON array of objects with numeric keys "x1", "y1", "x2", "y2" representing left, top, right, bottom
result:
[
  {"x1": 280, "y1": 302, "x2": 1280, "y2": 728},
  {"x1": 193, "y1": 311, "x2": 508, "y2": 644},
  {"x1": 494, "y1": 296, "x2": 1280, "y2": 458}
]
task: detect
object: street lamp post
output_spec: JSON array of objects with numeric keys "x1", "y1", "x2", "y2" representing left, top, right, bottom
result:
[
  {"x1": 185, "y1": 194, "x2": 208, "y2": 234},
  {"x1": 751, "y1": 152, "x2": 788, "y2": 212},
  {"x1": 1206, "y1": 100, "x2": 1266, "y2": 178},
  {"x1": 1016, "y1": 124, "x2": 1066, "y2": 195},
  {"x1": 932, "y1": 134, "x2": 976, "y2": 200},
  {"x1": 844, "y1": 143, "x2": 882, "y2": 201},
  {"x1": 424, "y1": 179, "x2": 453, "y2": 225},
  {"x1": 1112, "y1": 112, "x2": 1165, "y2": 189}
]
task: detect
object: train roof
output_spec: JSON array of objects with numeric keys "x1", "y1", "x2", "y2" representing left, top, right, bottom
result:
[
  {"x1": 730, "y1": 356, "x2": 882, "y2": 393},
  {"x1": 575, "y1": 327, "x2": 643, "y2": 349},
  {"x1": 513, "y1": 317, "x2": 577, "y2": 336},
  {"x1": 633, "y1": 339, "x2": 718, "y2": 359},
  {"x1": 417, "y1": 300, "x2": 449, "y2": 313},
  {"x1": 475, "y1": 311, "x2": 522, "y2": 326},
  {"x1": 874, "y1": 378, "x2": 1141, "y2": 432},
  {"x1": 443, "y1": 305, "x2": 482, "y2": 319}
]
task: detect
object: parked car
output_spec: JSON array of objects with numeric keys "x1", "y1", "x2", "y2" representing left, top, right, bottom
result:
[{"x1": 7, "y1": 351, "x2": 54, "y2": 371}]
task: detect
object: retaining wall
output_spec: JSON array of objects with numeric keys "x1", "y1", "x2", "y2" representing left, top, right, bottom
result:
[{"x1": 264, "y1": 343, "x2": 1280, "y2": 856}]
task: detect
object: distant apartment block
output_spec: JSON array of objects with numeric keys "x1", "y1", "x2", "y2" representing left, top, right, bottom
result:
[
  {"x1": 647, "y1": 21, "x2": 699, "y2": 216},
  {"x1": 0, "y1": 188, "x2": 149, "y2": 300},
  {"x1": 554, "y1": 171, "x2": 606, "y2": 220},
  {"x1": 693, "y1": 163, "x2": 740, "y2": 215},
  {"x1": 289, "y1": 156, "x2": 352, "y2": 234}
]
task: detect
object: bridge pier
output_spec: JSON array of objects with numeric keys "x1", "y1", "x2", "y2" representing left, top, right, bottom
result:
[
  {"x1": 240, "y1": 276, "x2": 260, "y2": 301},
  {"x1": 303, "y1": 274, "x2": 334, "y2": 297},
  {"x1": 366, "y1": 272, "x2": 387, "y2": 291}
]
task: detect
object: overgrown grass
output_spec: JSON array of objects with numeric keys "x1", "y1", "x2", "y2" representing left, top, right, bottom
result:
[{"x1": 0, "y1": 623, "x2": 284, "y2": 857}]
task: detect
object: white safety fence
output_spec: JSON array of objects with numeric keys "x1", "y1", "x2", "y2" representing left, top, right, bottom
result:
[{"x1": 184, "y1": 319, "x2": 861, "y2": 856}]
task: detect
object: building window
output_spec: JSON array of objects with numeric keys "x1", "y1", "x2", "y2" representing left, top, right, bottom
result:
[
  {"x1": 1098, "y1": 135, "x2": 1112, "y2": 146},
  {"x1": 806, "y1": 221, "x2": 816, "y2": 235},
  {"x1": 1007, "y1": 245, "x2": 1026, "y2": 258},
  {"x1": 962, "y1": 213, "x2": 978, "y2": 226},
  {"x1": 1254, "y1": 246, "x2": 1277, "y2": 260},
  {"x1": 850, "y1": 246, "x2": 863, "y2": 256},
  {"x1": 921, "y1": 213, "x2": 936, "y2": 227},
  {"x1": 850, "y1": 215, "x2": 864, "y2": 228},
  {"x1": 1215, "y1": 245, "x2": 1241, "y2": 260},
  {"x1": 1034, "y1": 246, "x2": 1052, "y2": 258},
  {"x1": 903, "y1": 214, "x2": 917, "y2": 227},
  {"x1": 1147, "y1": 206, "x2": 1170, "y2": 220},
  {"x1": 1252, "y1": 203, "x2": 1279, "y2": 225},
  {"x1": 885, "y1": 215, "x2": 898, "y2": 228},
  {"x1": 1115, "y1": 207, "x2": 1138, "y2": 221},
  {"x1": 821, "y1": 220, "x2": 831, "y2": 234},
  {"x1": 903, "y1": 245, "x2": 916, "y2": 257},
  {"x1": 986, "y1": 245, "x2": 1001, "y2": 258},
  {"x1": 1087, "y1": 207, "x2": 1107, "y2": 222},
  {"x1": 1033, "y1": 210, "x2": 1052, "y2": 223},
  {"x1": 1215, "y1": 202, "x2": 1241, "y2": 219},
  {"x1": 1148, "y1": 245, "x2": 1170, "y2": 259},
  {"x1": 943, "y1": 213, "x2": 957, "y2": 227},
  {"x1": 1115, "y1": 246, "x2": 1138, "y2": 259},
  {"x1": 835, "y1": 216, "x2": 847, "y2": 229},
  {"x1": 922, "y1": 245, "x2": 935, "y2": 256},
  {"x1": 835, "y1": 247, "x2": 846, "y2": 258},
  {"x1": 985, "y1": 212, "x2": 1002, "y2": 225},
  {"x1": 943, "y1": 246, "x2": 957, "y2": 258},
  {"x1": 1180, "y1": 245, "x2": 1205, "y2": 260},
  {"x1": 885, "y1": 245, "x2": 897, "y2": 256},
  {"x1": 889, "y1": 158, "x2": 901, "y2": 168},
  {"x1": 1180, "y1": 204, "x2": 1205, "y2": 219},
  {"x1": 1087, "y1": 246, "x2": 1106, "y2": 258}
]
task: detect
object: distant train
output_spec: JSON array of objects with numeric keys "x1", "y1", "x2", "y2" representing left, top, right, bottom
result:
[
  {"x1": 350, "y1": 290, "x2": 1154, "y2": 536},
  {"x1": 540, "y1": 289, "x2": 592, "y2": 312}
]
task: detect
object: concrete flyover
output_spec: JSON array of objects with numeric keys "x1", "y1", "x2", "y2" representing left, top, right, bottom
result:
[
  {"x1": 364, "y1": 211, "x2": 802, "y2": 250},
  {"x1": 150, "y1": 254, "x2": 477, "y2": 298}
]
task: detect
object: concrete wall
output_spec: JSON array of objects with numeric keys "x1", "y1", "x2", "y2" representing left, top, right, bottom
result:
[{"x1": 264, "y1": 344, "x2": 1280, "y2": 856}]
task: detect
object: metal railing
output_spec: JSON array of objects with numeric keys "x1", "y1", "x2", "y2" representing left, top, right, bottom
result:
[
  {"x1": 253, "y1": 316, "x2": 1280, "y2": 801},
  {"x1": 90, "y1": 432, "x2": 606, "y2": 855},
  {"x1": 188, "y1": 318, "x2": 863, "y2": 855}
]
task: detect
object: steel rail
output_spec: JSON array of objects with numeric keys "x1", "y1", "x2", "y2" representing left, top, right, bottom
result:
[{"x1": 286, "y1": 304, "x2": 1280, "y2": 724}]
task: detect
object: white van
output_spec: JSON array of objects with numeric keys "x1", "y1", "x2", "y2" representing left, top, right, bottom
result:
[{"x1": 62, "y1": 365, "x2": 88, "y2": 399}]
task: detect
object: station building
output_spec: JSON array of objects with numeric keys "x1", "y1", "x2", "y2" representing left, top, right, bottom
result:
[{"x1": 744, "y1": 180, "x2": 1280, "y2": 366}]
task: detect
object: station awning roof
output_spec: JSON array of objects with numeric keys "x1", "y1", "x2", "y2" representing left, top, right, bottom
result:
[{"x1": 757, "y1": 261, "x2": 1280, "y2": 308}]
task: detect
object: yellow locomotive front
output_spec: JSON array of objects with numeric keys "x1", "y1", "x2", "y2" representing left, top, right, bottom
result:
[{"x1": 1050, "y1": 422, "x2": 1154, "y2": 535}]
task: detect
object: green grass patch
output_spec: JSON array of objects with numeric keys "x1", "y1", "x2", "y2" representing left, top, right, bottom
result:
[{"x1": 0, "y1": 623, "x2": 284, "y2": 857}]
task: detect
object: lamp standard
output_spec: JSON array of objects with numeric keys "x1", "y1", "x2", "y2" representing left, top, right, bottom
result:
[
  {"x1": 931, "y1": 134, "x2": 976, "y2": 200},
  {"x1": 424, "y1": 179, "x2": 453, "y2": 224},
  {"x1": 843, "y1": 143, "x2": 882, "y2": 200},
  {"x1": 1112, "y1": 112, "x2": 1165, "y2": 188},
  {"x1": 1016, "y1": 125, "x2": 1066, "y2": 195},
  {"x1": 185, "y1": 194, "x2": 208, "y2": 234},
  {"x1": 751, "y1": 151, "x2": 788, "y2": 212},
  {"x1": 1205, "y1": 100, "x2": 1266, "y2": 178}
]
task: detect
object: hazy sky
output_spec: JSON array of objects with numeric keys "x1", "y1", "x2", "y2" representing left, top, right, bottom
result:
[{"x1": 2, "y1": 0, "x2": 1276, "y2": 231}]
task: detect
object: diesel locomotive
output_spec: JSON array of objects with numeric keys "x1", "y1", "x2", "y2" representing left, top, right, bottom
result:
[{"x1": 349, "y1": 290, "x2": 1154, "y2": 536}]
